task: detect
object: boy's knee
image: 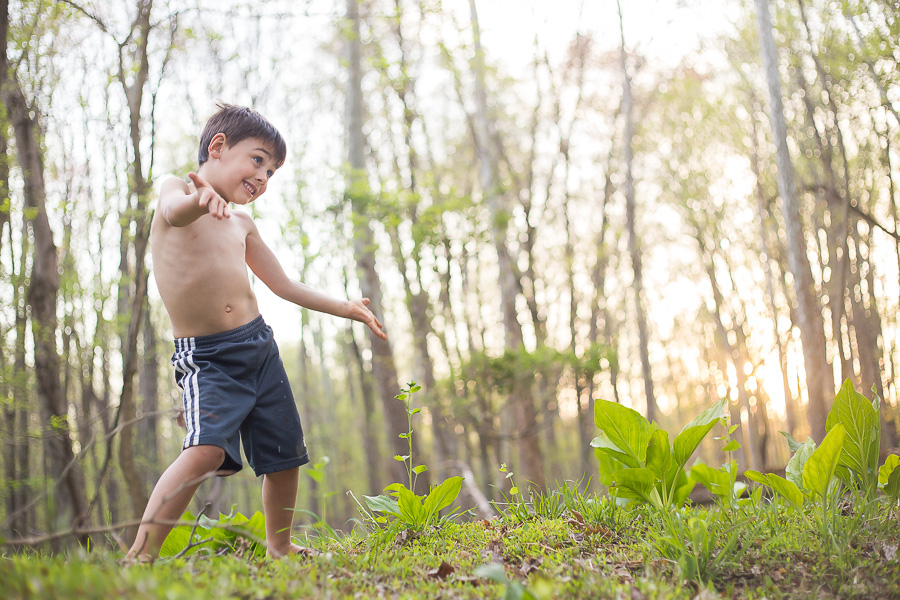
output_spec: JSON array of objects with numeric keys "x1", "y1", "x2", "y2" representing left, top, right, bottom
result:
[{"x1": 185, "y1": 444, "x2": 226, "y2": 470}]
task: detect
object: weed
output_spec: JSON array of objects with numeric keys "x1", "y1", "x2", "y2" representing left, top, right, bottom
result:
[{"x1": 357, "y1": 382, "x2": 465, "y2": 532}]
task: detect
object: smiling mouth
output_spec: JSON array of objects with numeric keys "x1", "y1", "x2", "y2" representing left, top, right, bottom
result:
[{"x1": 243, "y1": 181, "x2": 257, "y2": 197}]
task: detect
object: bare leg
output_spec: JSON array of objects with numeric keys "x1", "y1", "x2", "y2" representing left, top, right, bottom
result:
[
  {"x1": 126, "y1": 445, "x2": 225, "y2": 561},
  {"x1": 262, "y1": 466, "x2": 303, "y2": 558}
]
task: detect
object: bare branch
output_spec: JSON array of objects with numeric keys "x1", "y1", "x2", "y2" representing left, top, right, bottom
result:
[{"x1": 56, "y1": 0, "x2": 110, "y2": 36}]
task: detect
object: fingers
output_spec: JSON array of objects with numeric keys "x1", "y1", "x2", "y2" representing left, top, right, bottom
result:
[
  {"x1": 187, "y1": 172, "x2": 208, "y2": 188},
  {"x1": 354, "y1": 299, "x2": 386, "y2": 339},
  {"x1": 188, "y1": 173, "x2": 230, "y2": 219},
  {"x1": 369, "y1": 318, "x2": 387, "y2": 340}
]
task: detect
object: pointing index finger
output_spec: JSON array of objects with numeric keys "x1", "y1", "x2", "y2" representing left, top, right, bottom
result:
[{"x1": 187, "y1": 172, "x2": 208, "y2": 189}]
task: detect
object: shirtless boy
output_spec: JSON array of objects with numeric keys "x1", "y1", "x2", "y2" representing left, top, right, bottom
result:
[{"x1": 127, "y1": 104, "x2": 386, "y2": 561}]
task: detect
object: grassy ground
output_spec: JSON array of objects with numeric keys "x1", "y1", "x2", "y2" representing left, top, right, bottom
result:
[{"x1": 3, "y1": 493, "x2": 899, "y2": 599}]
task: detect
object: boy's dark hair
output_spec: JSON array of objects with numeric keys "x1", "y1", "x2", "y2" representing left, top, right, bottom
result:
[{"x1": 198, "y1": 103, "x2": 287, "y2": 168}]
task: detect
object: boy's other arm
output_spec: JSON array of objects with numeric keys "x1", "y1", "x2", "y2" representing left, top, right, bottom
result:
[
  {"x1": 158, "y1": 173, "x2": 231, "y2": 227},
  {"x1": 245, "y1": 219, "x2": 387, "y2": 339}
]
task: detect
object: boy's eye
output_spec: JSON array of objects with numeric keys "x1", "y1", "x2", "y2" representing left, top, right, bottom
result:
[
  {"x1": 253, "y1": 156, "x2": 263, "y2": 165},
  {"x1": 267, "y1": 170, "x2": 274, "y2": 178}
]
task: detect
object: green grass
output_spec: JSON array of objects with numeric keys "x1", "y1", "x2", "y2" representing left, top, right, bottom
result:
[{"x1": 3, "y1": 493, "x2": 898, "y2": 599}]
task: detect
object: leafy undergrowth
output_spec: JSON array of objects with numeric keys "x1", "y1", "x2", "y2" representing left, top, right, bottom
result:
[{"x1": 3, "y1": 498, "x2": 898, "y2": 600}]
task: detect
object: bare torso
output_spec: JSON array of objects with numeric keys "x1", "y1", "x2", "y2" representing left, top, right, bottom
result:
[{"x1": 150, "y1": 203, "x2": 260, "y2": 338}]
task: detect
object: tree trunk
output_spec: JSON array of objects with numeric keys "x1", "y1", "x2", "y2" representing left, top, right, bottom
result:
[
  {"x1": 138, "y1": 308, "x2": 159, "y2": 473},
  {"x1": 748, "y1": 93, "x2": 798, "y2": 437},
  {"x1": 617, "y1": 0, "x2": 657, "y2": 423},
  {"x1": 344, "y1": 0, "x2": 406, "y2": 484},
  {"x1": 754, "y1": 0, "x2": 831, "y2": 440},
  {"x1": 468, "y1": 0, "x2": 544, "y2": 488},
  {"x1": 6, "y1": 76, "x2": 89, "y2": 537}
]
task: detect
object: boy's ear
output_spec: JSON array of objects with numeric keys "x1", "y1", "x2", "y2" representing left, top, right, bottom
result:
[{"x1": 208, "y1": 133, "x2": 227, "y2": 159}]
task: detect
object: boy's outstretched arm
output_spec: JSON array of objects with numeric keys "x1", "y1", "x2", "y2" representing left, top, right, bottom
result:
[
  {"x1": 157, "y1": 173, "x2": 231, "y2": 227},
  {"x1": 245, "y1": 219, "x2": 387, "y2": 339}
]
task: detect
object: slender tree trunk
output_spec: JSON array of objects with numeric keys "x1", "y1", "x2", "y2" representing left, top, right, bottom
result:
[
  {"x1": 344, "y1": 0, "x2": 406, "y2": 484},
  {"x1": 344, "y1": 323, "x2": 381, "y2": 494},
  {"x1": 468, "y1": 0, "x2": 545, "y2": 488},
  {"x1": 6, "y1": 75, "x2": 89, "y2": 537},
  {"x1": 138, "y1": 308, "x2": 159, "y2": 473},
  {"x1": 755, "y1": 0, "x2": 831, "y2": 440},
  {"x1": 617, "y1": 0, "x2": 657, "y2": 422},
  {"x1": 381, "y1": 6, "x2": 456, "y2": 479},
  {"x1": 749, "y1": 95, "x2": 798, "y2": 436}
]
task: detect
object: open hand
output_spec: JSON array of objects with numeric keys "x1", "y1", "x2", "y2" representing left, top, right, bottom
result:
[
  {"x1": 348, "y1": 298, "x2": 387, "y2": 340},
  {"x1": 188, "y1": 172, "x2": 230, "y2": 219}
]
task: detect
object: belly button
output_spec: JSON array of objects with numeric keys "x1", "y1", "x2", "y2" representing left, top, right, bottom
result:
[{"x1": 225, "y1": 305, "x2": 232, "y2": 313}]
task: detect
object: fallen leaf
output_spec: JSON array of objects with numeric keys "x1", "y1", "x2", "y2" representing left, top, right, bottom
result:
[
  {"x1": 519, "y1": 556, "x2": 543, "y2": 576},
  {"x1": 427, "y1": 560, "x2": 455, "y2": 580},
  {"x1": 883, "y1": 543, "x2": 898, "y2": 561}
]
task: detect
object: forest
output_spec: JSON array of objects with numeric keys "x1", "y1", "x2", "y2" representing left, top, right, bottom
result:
[{"x1": 1, "y1": 0, "x2": 899, "y2": 598}]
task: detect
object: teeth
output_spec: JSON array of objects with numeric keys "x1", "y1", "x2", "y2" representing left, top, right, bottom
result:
[{"x1": 243, "y1": 181, "x2": 255, "y2": 196}]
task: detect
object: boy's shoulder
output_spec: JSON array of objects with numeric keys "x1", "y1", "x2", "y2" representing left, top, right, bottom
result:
[{"x1": 159, "y1": 175, "x2": 189, "y2": 196}]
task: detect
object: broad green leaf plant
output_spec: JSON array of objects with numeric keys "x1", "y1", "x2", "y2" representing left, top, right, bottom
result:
[
  {"x1": 361, "y1": 382, "x2": 464, "y2": 531},
  {"x1": 591, "y1": 398, "x2": 726, "y2": 509},
  {"x1": 745, "y1": 380, "x2": 900, "y2": 548}
]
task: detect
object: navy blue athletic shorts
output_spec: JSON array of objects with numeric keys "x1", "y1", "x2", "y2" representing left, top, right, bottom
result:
[{"x1": 170, "y1": 315, "x2": 309, "y2": 476}]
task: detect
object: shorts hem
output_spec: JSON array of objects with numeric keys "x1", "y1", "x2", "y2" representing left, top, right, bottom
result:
[{"x1": 253, "y1": 453, "x2": 311, "y2": 476}]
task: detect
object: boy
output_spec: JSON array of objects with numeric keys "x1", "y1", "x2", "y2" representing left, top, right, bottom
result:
[{"x1": 127, "y1": 104, "x2": 386, "y2": 561}]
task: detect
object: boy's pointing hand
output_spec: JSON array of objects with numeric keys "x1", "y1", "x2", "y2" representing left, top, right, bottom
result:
[
  {"x1": 188, "y1": 172, "x2": 231, "y2": 220},
  {"x1": 348, "y1": 298, "x2": 387, "y2": 340}
]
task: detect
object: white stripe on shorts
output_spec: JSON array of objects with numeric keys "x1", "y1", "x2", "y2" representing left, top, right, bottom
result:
[
  {"x1": 175, "y1": 337, "x2": 200, "y2": 448},
  {"x1": 186, "y1": 337, "x2": 201, "y2": 446}
]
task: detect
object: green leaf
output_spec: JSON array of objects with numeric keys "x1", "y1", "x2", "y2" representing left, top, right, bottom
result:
[
  {"x1": 785, "y1": 436, "x2": 816, "y2": 490},
  {"x1": 746, "y1": 471, "x2": 804, "y2": 511},
  {"x1": 826, "y1": 378, "x2": 881, "y2": 496},
  {"x1": 396, "y1": 485, "x2": 426, "y2": 527},
  {"x1": 645, "y1": 429, "x2": 673, "y2": 483},
  {"x1": 671, "y1": 469, "x2": 696, "y2": 507},
  {"x1": 593, "y1": 445, "x2": 627, "y2": 487},
  {"x1": 409, "y1": 408, "x2": 421, "y2": 415},
  {"x1": 878, "y1": 455, "x2": 899, "y2": 486},
  {"x1": 721, "y1": 440, "x2": 741, "y2": 452},
  {"x1": 594, "y1": 399, "x2": 654, "y2": 467},
  {"x1": 412, "y1": 465, "x2": 428, "y2": 474},
  {"x1": 159, "y1": 525, "x2": 193, "y2": 557},
  {"x1": 399, "y1": 433, "x2": 411, "y2": 439},
  {"x1": 767, "y1": 474, "x2": 805, "y2": 511},
  {"x1": 423, "y1": 476, "x2": 464, "y2": 518},
  {"x1": 673, "y1": 399, "x2": 726, "y2": 469},
  {"x1": 879, "y1": 455, "x2": 900, "y2": 499},
  {"x1": 410, "y1": 384, "x2": 422, "y2": 393},
  {"x1": 803, "y1": 423, "x2": 846, "y2": 501},
  {"x1": 393, "y1": 454, "x2": 410, "y2": 462},
  {"x1": 510, "y1": 486, "x2": 519, "y2": 496},
  {"x1": 692, "y1": 463, "x2": 732, "y2": 503},
  {"x1": 886, "y1": 466, "x2": 900, "y2": 500},
  {"x1": 611, "y1": 467, "x2": 658, "y2": 505},
  {"x1": 395, "y1": 393, "x2": 408, "y2": 401},
  {"x1": 244, "y1": 511, "x2": 267, "y2": 556},
  {"x1": 780, "y1": 430, "x2": 804, "y2": 454},
  {"x1": 591, "y1": 431, "x2": 639, "y2": 468},
  {"x1": 364, "y1": 494, "x2": 401, "y2": 516}
]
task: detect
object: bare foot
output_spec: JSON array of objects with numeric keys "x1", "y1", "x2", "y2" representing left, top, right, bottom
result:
[
  {"x1": 119, "y1": 552, "x2": 154, "y2": 567},
  {"x1": 266, "y1": 542, "x2": 320, "y2": 559}
]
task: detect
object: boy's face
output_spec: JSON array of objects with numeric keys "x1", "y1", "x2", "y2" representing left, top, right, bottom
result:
[{"x1": 205, "y1": 135, "x2": 279, "y2": 205}]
